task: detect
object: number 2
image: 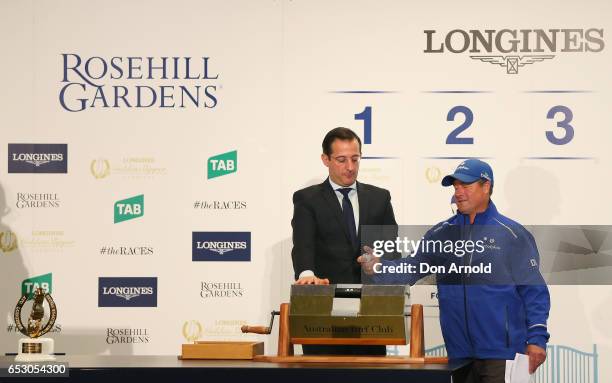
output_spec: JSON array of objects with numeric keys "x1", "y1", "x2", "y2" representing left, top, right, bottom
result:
[{"x1": 446, "y1": 105, "x2": 474, "y2": 144}]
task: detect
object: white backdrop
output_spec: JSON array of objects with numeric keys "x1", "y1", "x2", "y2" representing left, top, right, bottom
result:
[{"x1": 1, "y1": 0, "x2": 611, "y2": 381}]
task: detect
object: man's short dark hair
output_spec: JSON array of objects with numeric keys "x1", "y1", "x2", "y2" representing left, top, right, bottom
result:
[{"x1": 322, "y1": 127, "x2": 362, "y2": 156}]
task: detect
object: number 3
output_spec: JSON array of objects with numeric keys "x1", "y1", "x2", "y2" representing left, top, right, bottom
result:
[{"x1": 546, "y1": 105, "x2": 574, "y2": 145}]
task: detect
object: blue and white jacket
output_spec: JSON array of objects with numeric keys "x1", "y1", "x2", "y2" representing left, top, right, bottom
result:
[{"x1": 375, "y1": 202, "x2": 550, "y2": 360}]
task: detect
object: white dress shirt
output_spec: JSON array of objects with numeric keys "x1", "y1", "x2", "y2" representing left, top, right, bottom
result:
[{"x1": 298, "y1": 179, "x2": 359, "y2": 279}]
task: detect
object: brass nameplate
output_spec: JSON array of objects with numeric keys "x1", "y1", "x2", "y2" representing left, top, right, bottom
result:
[{"x1": 290, "y1": 315, "x2": 406, "y2": 342}]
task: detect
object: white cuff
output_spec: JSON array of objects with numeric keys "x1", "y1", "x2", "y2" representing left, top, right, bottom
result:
[{"x1": 298, "y1": 270, "x2": 315, "y2": 279}]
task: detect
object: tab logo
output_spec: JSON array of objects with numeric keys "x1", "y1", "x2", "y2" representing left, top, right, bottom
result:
[
  {"x1": 22, "y1": 273, "x2": 52, "y2": 300},
  {"x1": 114, "y1": 195, "x2": 144, "y2": 223},
  {"x1": 207, "y1": 150, "x2": 237, "y2": 179},
  {"x1": 192, "y1": 232, "x2": 251, "y2": 261},
  {"x1": 8, "y1": 144, "x2": 68, "y2": 173},
  {"x1": 98, "y1": 277, "x2": 157, "y2": 307}
]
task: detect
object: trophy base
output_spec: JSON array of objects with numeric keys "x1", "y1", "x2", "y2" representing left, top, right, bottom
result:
[{"x1": 15, "y1": 338, "x2": 56, "y2": 362}]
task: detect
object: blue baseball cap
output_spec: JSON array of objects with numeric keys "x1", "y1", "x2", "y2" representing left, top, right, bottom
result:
[{"x1": 441, "y1": 159, "x2": 494, "y2": 187}]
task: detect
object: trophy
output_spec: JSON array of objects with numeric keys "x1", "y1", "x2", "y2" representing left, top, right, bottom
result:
[{"x1": 13, "y1": 287, "x2": 58, "y2": 362}]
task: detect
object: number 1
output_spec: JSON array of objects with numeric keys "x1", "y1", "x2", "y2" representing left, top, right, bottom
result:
[{"x1": 354, "y1": 106, "x2": 372, "y2": 144}]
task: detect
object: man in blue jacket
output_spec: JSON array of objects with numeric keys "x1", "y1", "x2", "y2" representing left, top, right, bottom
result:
[{"x1": 359, "y1": 159, "x2": 550, "y2": 382}]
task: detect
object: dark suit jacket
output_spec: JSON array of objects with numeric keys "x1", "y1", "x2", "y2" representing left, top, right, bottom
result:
[{"x1": 291, "y1": 179, "x2": 398, "y2": 283}]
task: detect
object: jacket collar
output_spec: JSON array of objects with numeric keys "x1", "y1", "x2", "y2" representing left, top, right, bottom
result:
[
  {"x1": 328, "y1": 178, "x2": 357, "y2": 192},
  {"x1": 456, "y1": 200, "x2": 498, "y2": 225}
]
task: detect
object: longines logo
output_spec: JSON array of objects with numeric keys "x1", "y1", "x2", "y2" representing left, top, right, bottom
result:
[
  {"x1": 8, "y1": 144, "x2": 68, "y2": 173},
  {"x1": 106, "y1": 328, "x2": 150, "y2": 344},
  {"x1": 200, "y1": 282, "x2": 244, "y2": 299},
  {"x1": 91, "y1": 157, "x2": 167, "y2": 180},
  {"x1": 0, "y1": 231, "x2": 18, "y2": 253},
  {"x1": 104, "y1": 287, "x2": 149, "y2": 301},
  {"x1": 60, "y1": 54, "x2": 220, "y2": 112},
  {"x1": 98, "y1": 277, "x2": 157, "y2": 307},
  {"x1": 192, "y1": 232, "x2": 251, "y2": 261},
  {"x1": 198, "y1": 242, "x2": 245, "y2": 255},
  {"x1": 16, "y1": 193, "x2": 60, "y2": 209},
  {"x1": 424, "y1": 28, "x2": 604, "y2": 74}
]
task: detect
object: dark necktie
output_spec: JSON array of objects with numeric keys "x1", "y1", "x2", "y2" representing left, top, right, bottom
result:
[{"x1": 337, "y1": 188, "x2": 358, "y2": 248}]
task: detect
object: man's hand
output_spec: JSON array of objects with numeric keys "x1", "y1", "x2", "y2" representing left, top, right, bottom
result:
[
  {"x1": 526, "y1": 344, "x2": 546, "y2": 374},
  {"x1": 295, "y1": 276, "x2": 330, "y2": 285},
  {"x1": 357, "y1": 246, "x2": 380, "y2": 275}
]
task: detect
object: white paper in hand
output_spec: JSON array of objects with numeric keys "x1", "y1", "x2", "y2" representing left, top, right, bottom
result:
[
  {"x1": 505, "y1": 359, "x2": 514, "y2": 383},
  {"x1": 509, "y1": 353, "x2": 533, "y2": 383}
]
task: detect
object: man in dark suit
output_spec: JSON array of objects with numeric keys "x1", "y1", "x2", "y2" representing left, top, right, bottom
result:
[{"x1": 291, "y1": 127, "x2": 397, "y2": 355}]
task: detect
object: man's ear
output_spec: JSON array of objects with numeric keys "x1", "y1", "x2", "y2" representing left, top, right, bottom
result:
[
  {"x1": 484, "y1": 180, "x2": 491, "y2": 195},
  {"x1": 321, "y1": 153, "x2": 330, "y2": 168}
]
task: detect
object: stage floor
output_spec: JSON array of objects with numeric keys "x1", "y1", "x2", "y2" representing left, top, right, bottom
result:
[{"x1": 1, "y1": 355, "x2": 471, "y2": 382}]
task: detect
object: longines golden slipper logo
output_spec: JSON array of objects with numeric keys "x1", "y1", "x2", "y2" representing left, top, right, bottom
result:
[
  {"x1": 182, "y1": 320, "x2": 202, "y2": 342},
  {"x1": 91, "y1": 157, "x2": 166, "y2": 179},
  {"x1": 425, "y1": 167, "x2": 441, "y2": 183},
  {"x1": 0, "y1": 231, "x2": 18, "y2": 253},
  {"x1": 90, "y1": 158, "x2": 111, "y2": 179}
]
